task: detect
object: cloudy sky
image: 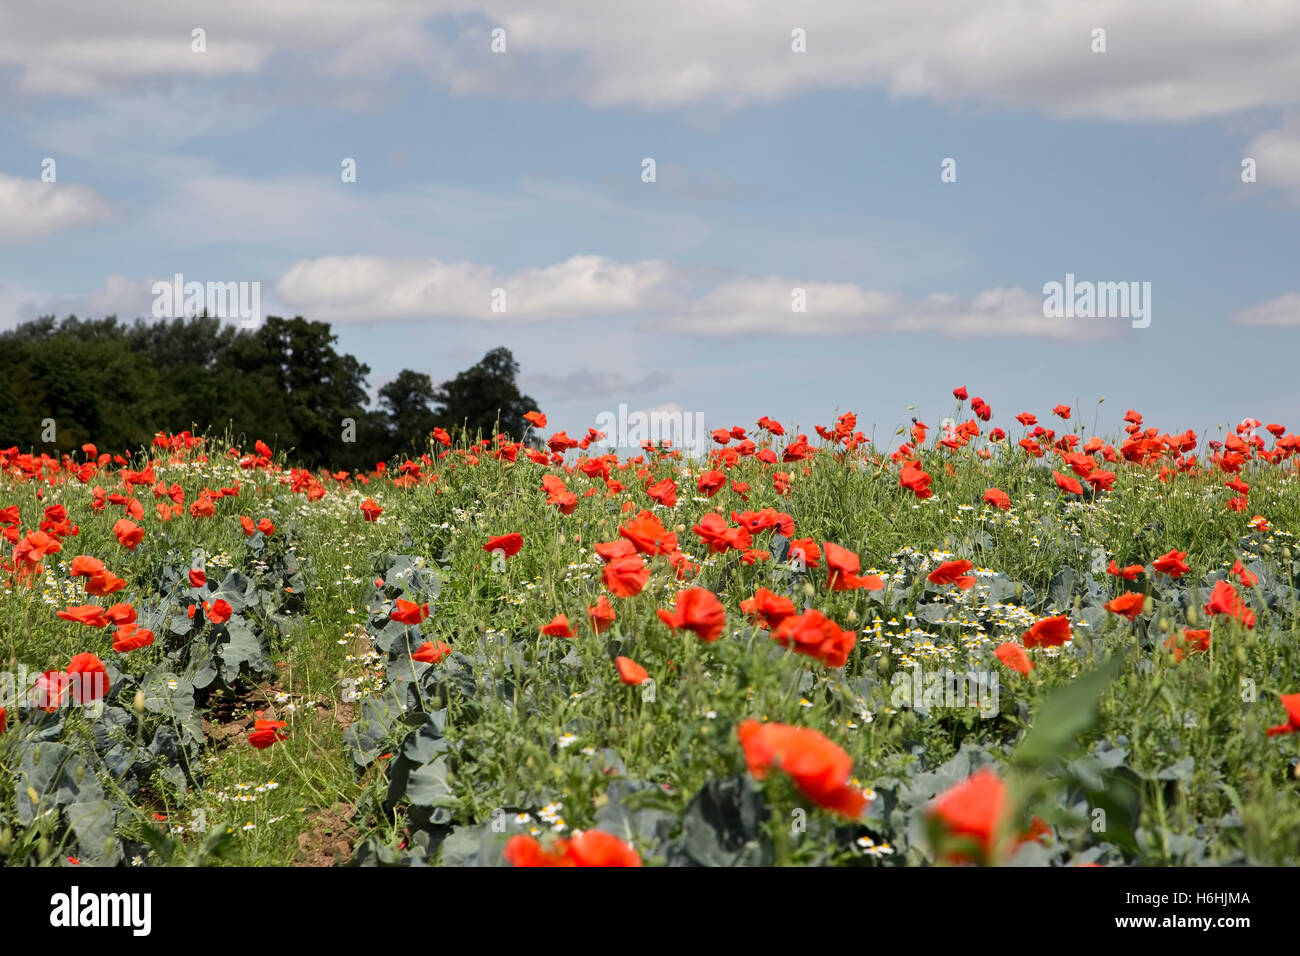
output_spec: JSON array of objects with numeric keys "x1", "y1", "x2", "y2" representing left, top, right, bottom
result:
[{"x1": 3, "y1": 1, "x2": 1300, "y2": 444}]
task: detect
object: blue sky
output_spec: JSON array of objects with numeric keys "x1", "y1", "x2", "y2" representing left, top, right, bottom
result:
[{"x1": 3, "y1": 2, "x2": 1300, "y2": 446}]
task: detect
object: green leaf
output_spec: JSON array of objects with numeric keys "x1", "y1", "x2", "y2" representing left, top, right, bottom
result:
[{"x1": 1012, "y1": 655, "x2": 1123, "y2": 768}]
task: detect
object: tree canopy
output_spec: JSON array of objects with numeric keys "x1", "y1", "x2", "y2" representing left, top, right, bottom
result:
[{"x1": 0, "y1": 314, "x2": 540, "y2": 469}]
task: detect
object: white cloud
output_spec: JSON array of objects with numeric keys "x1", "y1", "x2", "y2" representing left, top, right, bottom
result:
[
  {"x1": 0, "y1": 173, "x2": 114, "y2": 243},
  {"x1": 6, "y1": 2, "x2": 1300, "y2": 121},
  {"x1": 1232, "y1": 292, "x2": 1300, "y2": 327},
  {"x1": 1244, "y1": 115, "x2": 1300, "y2": 203},
  {"x1": 653, "y1": 278, "x2": 1105, "y2": 339},
  {"x1": 274, "y1": 253, "x2": 679, "y2": 322}
]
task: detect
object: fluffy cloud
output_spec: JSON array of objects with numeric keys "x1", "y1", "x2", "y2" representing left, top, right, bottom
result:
[
  {"x1": 0, "y1": 174, "x2": 114, "y2": 243},
  {"x1": 274, "y1": 254, "x2": 679, "y2": 322},
  {"x1": 1231, "y1": 292, "x2": 1300, "y2": 327},
  {"x1": 6, "y1": 2, "x2": 1300, "y2": 120}
]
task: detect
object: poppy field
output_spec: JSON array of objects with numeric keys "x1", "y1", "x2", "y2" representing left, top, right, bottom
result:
[{"x1": 3, "y1": 392, "x2": 1300, "y2": 868}]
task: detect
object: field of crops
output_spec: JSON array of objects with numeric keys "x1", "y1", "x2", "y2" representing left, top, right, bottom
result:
[{"x1": 3, "y1": 391, "x2": 1299, "y2": 867}]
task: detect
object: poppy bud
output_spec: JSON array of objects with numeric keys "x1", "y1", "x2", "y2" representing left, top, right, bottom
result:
[
  {"x1": 1143, "y1": 595, "x2": 1154, "y2": 616},
  {"x1": 27, "y1": 786, "x2": 41, "y2": 806},
  {"x1": 0, "y1": 827, "x2": 11, "y2": 855},
  {"x1": 39, "y1": 835, "x2": 51, "y2": 859},
  {"x1": 1185, "y1": 606, "x2": 1200, "y2": 627},
  {"x1": 846, "y1": 609, "x2": 859, "y2": 624},
  {"x1": 134, "y1": 690, "x2": 147, "y2": 713},
  {"x1": 802, "y1": 581, "x2": 816, "y2": 599},
  {"x1": 1157, "y1": 615, "x2": 1172, "y2": 633}
]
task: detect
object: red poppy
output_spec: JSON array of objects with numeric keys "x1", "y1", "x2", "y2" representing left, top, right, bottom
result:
[
  {"x1": 657, "y1": 587, "x2": 727, "y2": 642},
  {"x1": 391, "y1": 599, "x2": 430, "y2": 625},
  {"x1": 1265, "y1": 693, "x2": 1300, "y2": 737},
  {"x1": 69, "y1": 555, "x2": 105, "y2": 577},
  {"x1": 603, "y1": 553, "x2": 650, "y2": 598},
  {"x1": 983, "y1": 488, "x2": 1011, "y2": 511},
  {"x1": 1204, "y1": 580, "x2": 1255, "y2": 628},
  {"x1": 1106, "y1": 560, "x2": 1144, "y2": 581},
  {"x1": 1104, "y1": 592, "x2": 1147, "y2": 620},
  {"x1": 1163, "y1": 629, "x2": 1210, "y2": 663},
  {"x1": 1021, "y1": 615, "x2": 1071, "y2": 648},
  {"x1": 207, "y1": 599, "x2": 234, "y2": 624},
  {"x1": 615, "y1": 656, "x2": 650, "y2": 685},
  {"x1": 587, "y1": 595, "x2": 616, "y2": 633},
  {"x1": 249, "y1": 717, "x2": 289, "y2": 749},
  {"x1": 619, "y1": 511, "x2": 677, "y2": 555},
  {"x1": 928, "y1": 559, "x2": 976, "y2": 590},
  {"x1": 84, "y1": 570, "x2": 126, "y2": 596},
  {"x1": 67, "y1": 653, "x2": 108, "y2": 704},
  {"x1": 56, "y1": 604, "x2": 109, "y2": 628},
  {"x1": 113, "y1": 624, "x2": 156, "y2": 653},
  {"x1": 360, "y1": 498, "x2": 383, "y2": 521},
  {"x1": 240, "y1": 515, "x2": 257, "y2": 536},
  {"x1": 737, "y1": 720, "x2": 867, "y2": 819},
  {"x1": 257, "y1": 518, "x2": 275, "y2": 536},
  {"x1": 739, "y1": 587, "x2": 796, "y2": 629},
  {"x1": 31, "y1": 670, "x2": 71, "y2": 712},
  {"x1": 483, "y1": 533, "x2": 523, "y2": 558},
  {"x1": 539, "y1": 614, "x2": 576, "y2": 638},
  {"x1": 823, "y1": 542, "x2": 883, "y2": 591},
  {"x1": 1230, "y1": 560, "x2": 1258, "y2": 588},
  {"x1": 899, "y1": 460, "x2": 933, "y2": 500},
  {"x1": 770, "y1": 609, "x2": 856, "y2": 668},
  {"x1": 113, "y1": 519, "x2": 144, "y2": 550},
  {"x1": 0, "y1": 706, "x2": 5, "y2": 735},
  {"x1": 927, "y1": 769, "x2": 1009, "y2": 864},
  {"x1": 105, "y1": 602, "x2": 136, "y2": 625},
  {"x1": 1052, "y1": 470, "x2": 1083, "y2": 495},
  {"x1": 995, "y1": 641, "x2": 1033, "y2": 675},
  {"x1": 412, "y1": 641, "x2": 452, "y2": 664},
  {"x1": 504, "y1": 831, "x2": 641, "y2": 867},
  {"x1": 787, "y1": 538, "x2": 821, "y2": 568},
  {"x1": 1152, "y1": 550, "x2": 1190, "y2": 578},
  {"x1": 189, "y1": 569, "x2": 206, "y2": 588},
  {"x1": 523, "y1": 410, "x2": 548, "y2": 429}
]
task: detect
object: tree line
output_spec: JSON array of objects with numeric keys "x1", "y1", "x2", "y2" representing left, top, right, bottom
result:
[{"x1": 0, "y1": 314, "x2": 540, "y2": 470}]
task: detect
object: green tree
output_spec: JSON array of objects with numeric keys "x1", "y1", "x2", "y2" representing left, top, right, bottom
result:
[{"x1": 431, "y1": 347, "x2": 539, "y2": 443}]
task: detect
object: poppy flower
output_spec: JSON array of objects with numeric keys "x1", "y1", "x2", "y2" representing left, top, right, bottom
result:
[
  {"x1": 391, "y1": 599, "x2": 430, "y2": 625},
  {"x1": 1163, "y1": 629, "x2": 1210, "y2": 663},
  {"x1": 823, "y1": 542, "x2": 883, "y2": 591},
  {"x1": 105, "y1": 602, "x2": 136, "y2": 626},
  {"x1": 412, "y1": 641, "x2": 452, "y2": 664},
  {"x1": 603, "y1": 554, "x2": 650, "y2": 598},
  {"x1": 248, "y1": 717, "x2": 289, "y2": 749},
  {"x1": 66, "y1": 653, "x2": 108, "y2": 704},
  {"x1": 1203, "y1": 580, "x2": 1255, "y2": 628},
  {"x1": 995, "y1": 641, "x2": 1033, "y2": 675},
  {"x1": 1106, "y1": 560, "x2": 1143, "y2": 581},
  {"x1": 645, "y1": 478, "x2": 677, "y2": 508},
  {"x1": 787, "y1": 538, "x2": 821, "y2": 568},
  {"x1": 483, "y1": 533, "x2": 523, "y2": 558},
  {"x1": 31, "y1": 671, "x2": 71, "y2": 712},
  {"x1": 360, "y1": 498, "x2": 383, "y2": 521},
  {"x1": 56, "y1": 604, "x2": 109, "y2": 628},
  {"x1": 84, "y1": 569, "x2": 127, "y2": 597},
  {"x1": 539, "y1": 614, "x2": 576, "y2": 638},
  {"x1": 594, "y1": 539, "x2": 638, "y2": 562},
  {"x1": 737, "y1": 720, "x2": 867, "y2": 819},
  {"x1": 587, "y1": 595, "x2": 616, "y2": 633},
  {"x1": 615, "y1": 656, "x2": 650, "y2": 685},
  {"x1": 240, "y1": 516, "x2": 257, "y2": 536},
  {"x1": 1230, "y1": 560, "x2": 1258, "y2": 587},
  {"x1": 899, "y1": 461, "x2": 933, "y2": 500},
  {"x1": 112, "y1": 623, "x2": 156, "y2": 653},
  {"x1": 619, "y1": 511, "x2": 677, "y2": 555},
  {"x1": 927, "y1": 769, "x2": 1009, "y2": 864},
  {"x1": 113, "y1": 519, "x2": 144, "y2": 550},
  {"x1": 770, "y1": 609, "x2": 856, "y2": 668},
  {"x1": 0, "y1": 706, "x2": 5, "y2": 734},
  {"x1": 504, "y1": 831, "x2": 641, "y2": 867},
  {"x1": 69, "y1": 555, "x2": 105, "y2": 578},
  {"x1": 189, "y1": 569, "x2": 206, "y2": 588},
  {"x1": 1021, "y1": 615, "x2": 1071, "y2": 648},
  {"x1": 928, "y1": 559, "x2": 976, "y2": 589},
  {"x1": 1265, "y1": 693, "x2": 1300, "y2": 737},
  {"x1": 523, "y1": 410, "x2": 548, "y2": 429},
  {"x1": 739, "y1": 587, "x2": 796, "y2": 629},
  {"x1": 1152, "y1": 550, "x2": 1190, "y2": 578},
  {"x1": 657, "y1": 587, "x2": 727, "y2": 642},
  {"x1": 953, "y1": 386, "x2": 968, "y2": 401},
  {"x1": 983, "y1": 488, "x2": 1011, "y2": 510},
  {"x1": 1104, "y1": 592, "x2": 1147, "y2": 620},
  {"x1": 207, "y1": 599, "x2": 233, "y2": 624},
  {"x1": 257, "y1": 518, "x2": 275, "y2": 536},
  {"x1": 1052, "y1": 470, "x2": 1083, "y2": 495}
]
